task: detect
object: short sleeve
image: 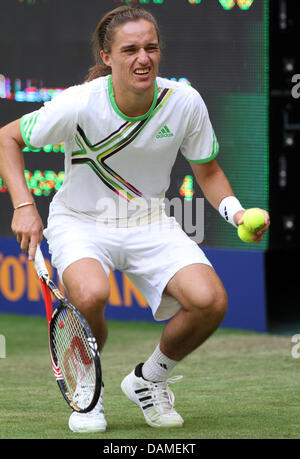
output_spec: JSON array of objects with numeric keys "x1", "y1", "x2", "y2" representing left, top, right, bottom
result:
[
  {"x1": 20, "y1": 86, "x2": 79, "y2": 149},
  {"x1": 180, "y1": 89, "x2": 219, "y2": 163}
]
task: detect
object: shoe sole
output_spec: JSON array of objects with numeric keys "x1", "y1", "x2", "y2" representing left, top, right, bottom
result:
[
  {"x1": 68, "y1": 413, "x2": 107, "y2": 433},
  {"x1": 121, "y1": 375, "x2": 183, "y2": 429},
  {"x1": 68, "y1": 420, "x2": 107, "y2": 433}
]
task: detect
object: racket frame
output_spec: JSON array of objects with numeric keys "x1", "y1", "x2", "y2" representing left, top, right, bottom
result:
[{"x1": 34, "y1": 245, "x2": 102, "y2": 413}]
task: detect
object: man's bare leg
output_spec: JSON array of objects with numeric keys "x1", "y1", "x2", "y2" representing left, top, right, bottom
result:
[
  {"x1": 62, "y1": 258, "x2": 110, "y2": 352},
  {"x1": 141, "y1": 263, "x2": 227, "y2": 382},
  {"x1": 160, "y1": 263, "x2": 227, "y2": 361}
]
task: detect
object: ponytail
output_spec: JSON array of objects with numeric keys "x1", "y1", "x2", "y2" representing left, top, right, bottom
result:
[{"x1": 85, "y1": 63, "x2": 111, "y2": 82}]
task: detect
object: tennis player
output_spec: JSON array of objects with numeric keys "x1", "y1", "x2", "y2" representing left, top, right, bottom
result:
[{"x1": 0, "y1": 6, "x2": 269, "y2": 432}]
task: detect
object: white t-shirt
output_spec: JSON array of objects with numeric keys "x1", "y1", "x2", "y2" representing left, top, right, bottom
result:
[{"x1": 20, "y1": 75, "x2": 219, "y2": 226}]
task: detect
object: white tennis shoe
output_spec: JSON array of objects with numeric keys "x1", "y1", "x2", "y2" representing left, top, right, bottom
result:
[
  {"x1": 68, "y1": 384, "x2": 107, "y2": 433},
  {"x1": 121, "y1": 363, "x2": 184, "y2": 428}
]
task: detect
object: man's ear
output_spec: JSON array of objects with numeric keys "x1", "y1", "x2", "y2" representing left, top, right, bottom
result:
[{"x1": 100, "y1": 50, "x2": 111, "y2": 67}]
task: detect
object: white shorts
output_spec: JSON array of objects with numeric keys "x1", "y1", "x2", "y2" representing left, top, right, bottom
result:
[{"x1": 44, "y1": 208, "x2": 212, "y2": 321}]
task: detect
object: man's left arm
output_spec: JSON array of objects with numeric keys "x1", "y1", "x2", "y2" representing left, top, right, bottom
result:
[{"x1": 190, "y1": 159, "x2": 270, "y2": 243}]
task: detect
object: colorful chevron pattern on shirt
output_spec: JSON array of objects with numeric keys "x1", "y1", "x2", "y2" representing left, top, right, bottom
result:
[{"x1": 71, "y1": 87, "x2": 173, "y2": 203}]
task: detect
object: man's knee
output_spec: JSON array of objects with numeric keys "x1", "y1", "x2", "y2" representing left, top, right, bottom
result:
[
  {"x1": 63, "y1": 258, "x2": 110, "y2": 313},
  {"x1": 77, "y1": 286, "x2": 110, "y2": 312},
  {"x1": 211, "y1": 288, "x2": 228, "y2": 321},
  {"x1": 166, "y1": 264, "x2": 227, "y2": 321},
  {"x1": 67, "y1": 280, "x2": 110, "y2": 313},
  {"x1": 185, "y1": 284, "x2": 228, "y2": 322}
]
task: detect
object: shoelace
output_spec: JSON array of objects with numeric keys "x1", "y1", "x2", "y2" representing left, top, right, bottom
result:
[{"x1": 150, "y1": 376, "x2": 183, "y2": 414}]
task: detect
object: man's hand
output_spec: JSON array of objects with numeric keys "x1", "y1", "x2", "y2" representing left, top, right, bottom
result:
[
  {"x1": 234, "y1": 208, "x2": 270, "y2": 243},
  {"x1": 11, "y1": 205, "x2": 44, "y2": 260}
]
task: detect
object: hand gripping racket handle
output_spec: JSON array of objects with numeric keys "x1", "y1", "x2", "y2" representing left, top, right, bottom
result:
[{"x1": 33, "y1": 244, "x2": 49, "y2": 279}]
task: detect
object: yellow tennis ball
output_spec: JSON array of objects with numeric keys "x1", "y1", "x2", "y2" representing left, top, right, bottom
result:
[
  {"x1": 243, "y1": 208, "x2": 265, "y2": 233},
  {"x1": 237, "y1": 224, "x2": 254, "y2": 243}
]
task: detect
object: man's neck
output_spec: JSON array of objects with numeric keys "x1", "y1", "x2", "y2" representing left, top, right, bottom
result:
[{"x1": 111, "y1": 79, "x2": 156, "y2": 118}]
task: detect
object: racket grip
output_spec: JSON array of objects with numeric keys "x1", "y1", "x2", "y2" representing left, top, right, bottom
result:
[{"x1": 33, "y1": 245, "x2": 49, "y2": 278}]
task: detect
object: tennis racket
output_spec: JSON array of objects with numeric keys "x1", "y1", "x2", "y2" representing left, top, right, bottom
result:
[{"x1": 33, "y1": 244, "x2": 102, "y2": 413}]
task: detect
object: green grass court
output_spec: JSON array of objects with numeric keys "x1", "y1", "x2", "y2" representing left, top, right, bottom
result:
[{"x1": 0, "y1": 313, "x2": 299, "y2": 439}]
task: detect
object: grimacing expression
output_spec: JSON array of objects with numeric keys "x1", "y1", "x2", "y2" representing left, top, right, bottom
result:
[{"x1": 101, "y1": 19, "x2": 161, "y2": 94}]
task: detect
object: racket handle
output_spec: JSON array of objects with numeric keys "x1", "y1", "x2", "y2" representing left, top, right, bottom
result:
[{"x1": 33, "y1": 244, "x2": 49, "y2": 278}]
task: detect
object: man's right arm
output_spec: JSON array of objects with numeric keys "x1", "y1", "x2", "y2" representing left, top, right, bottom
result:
[{"x1": 0, "y1": 119, "x2": 44, "y2": 260}]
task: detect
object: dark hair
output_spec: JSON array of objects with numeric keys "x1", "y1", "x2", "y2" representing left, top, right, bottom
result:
[{"x1": 85, "y1": 5, "x2": 161, "y2": 82}]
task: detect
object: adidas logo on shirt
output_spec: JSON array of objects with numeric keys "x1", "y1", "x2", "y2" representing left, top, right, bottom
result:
[{"x1": 156, "y1": 125, "x2": 174, "y2": 139}]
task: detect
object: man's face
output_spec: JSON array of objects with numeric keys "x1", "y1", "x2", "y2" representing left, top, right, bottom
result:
[{"x1": 101, "y1": 19, "x2": 161, "y2": 95}]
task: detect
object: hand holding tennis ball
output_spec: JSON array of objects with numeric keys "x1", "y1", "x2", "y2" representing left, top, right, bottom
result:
[
  {"x1": 243, "y1": 208, "x2": 265, "y2": 233},
  {"x1": 236, "y1": 208, "x2": 269, "y2": 243},
  {"x1": 237, "y1": 224, "x2": 255, "y2": 243}
]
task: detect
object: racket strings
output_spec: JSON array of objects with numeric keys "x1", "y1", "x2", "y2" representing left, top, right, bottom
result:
[{"x1": 52, "y1": 308, "x2": 96, "y2": 410}]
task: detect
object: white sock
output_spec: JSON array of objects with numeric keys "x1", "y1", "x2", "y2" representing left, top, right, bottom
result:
[{"x1": 142, "y1": 344, "x2": 178, "y2": 382}]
